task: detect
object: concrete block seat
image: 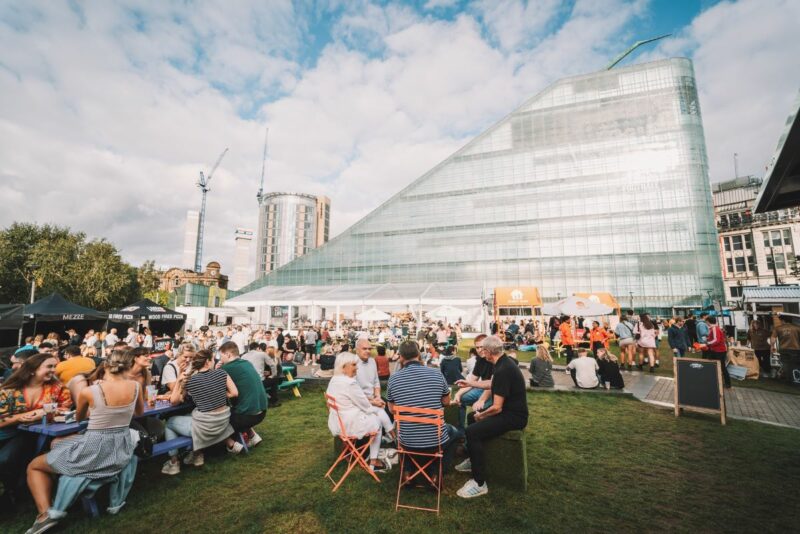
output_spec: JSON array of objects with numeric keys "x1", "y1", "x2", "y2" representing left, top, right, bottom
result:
[{"x1": 483, "y1": 430, "x2": 527, "y2": 491}]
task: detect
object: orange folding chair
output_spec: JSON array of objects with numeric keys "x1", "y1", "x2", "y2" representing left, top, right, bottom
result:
[
  {"x1": 393, "y1": 405, "x2": 444, "y2": 514},
  {"x1": 324, "y1": 393, "x2": 381, "y2": 492}
]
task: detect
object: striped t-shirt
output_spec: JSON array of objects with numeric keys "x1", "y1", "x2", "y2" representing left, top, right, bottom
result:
[
  {"x1": 387, "y1": 362, "x2": 450, "y2": 448},
  {"x1": 186, "y1": 368, "x2": 229, "y2": 412}
]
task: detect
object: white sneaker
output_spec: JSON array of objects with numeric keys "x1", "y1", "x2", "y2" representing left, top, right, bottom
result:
[
  {"x1": 457, "y1": 479, "x2": 488, "y2": 499},
  {"x1": 247, "y1": 432, "x2": 263, "y2": 448},
  {"x1": 455, "y1": 458, "x2": 472, "y2": 472},
  {"x1": 161, "y1": 459, "x2": 180, "y2": 475},
  {"x1": 183, "y1": 452, "x2": 204, "y2": 466},
  {"x1": 227, "y1": 441, "x2": 244, "y2": 454}
]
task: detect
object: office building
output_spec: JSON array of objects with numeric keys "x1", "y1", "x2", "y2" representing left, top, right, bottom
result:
[
  {"x1": 232, "y1": 228, "x2": 254, "y2": 290},
  {"x1": 181, "y1": 210, "x2": 200, "y2": 270},
  {"x1": 255, "y1": 193, "x2": 331, "y2": 278},
  {"x1": 713, "y1": 176, "x2": 799, "y2": 304},
  {"x1": 240, "y1": 58, "x2": 723, "y2": 315}
]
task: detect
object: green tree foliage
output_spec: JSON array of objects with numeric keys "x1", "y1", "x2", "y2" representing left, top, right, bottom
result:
[
  {"x1": 137, "y1": 259, "x2": 169, "y2": 305},
  {"x1": 0, "y1": 222, "x2": 151, "y2": 309}
]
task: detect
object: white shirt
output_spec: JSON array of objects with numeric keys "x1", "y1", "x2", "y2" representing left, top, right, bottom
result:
[
  {"x1": 326, "y1": 375, "x2": 379, "y2": 438},
  {"x1": 355, "y1": 356, "x2": 380, "y2": 399},
  {"x1": 567, "y1": 357, "x2": 600, "y2": 389},
  {"x1": 231, "y1": 331, "x2": 247, "y2": 354},
  {"x1": 105, "y1": 333, "x2": 119, "y2": 347}
]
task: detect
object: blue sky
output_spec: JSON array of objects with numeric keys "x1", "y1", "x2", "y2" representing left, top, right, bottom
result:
[{"x1": 0, "y1": 0, "x2": 798, "y2": 276}]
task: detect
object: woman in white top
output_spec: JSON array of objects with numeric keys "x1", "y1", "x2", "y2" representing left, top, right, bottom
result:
[
  {"x1": 325, "y1": 353, "x2": 394, "y2": 473},
  {"x1": 634, "y1": 313, "x2": 658, "y2": 373}
]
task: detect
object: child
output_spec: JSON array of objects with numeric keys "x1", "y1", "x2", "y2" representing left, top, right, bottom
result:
[{"x1": 596, "y1": 348, "x2": 624, "y2": 390}]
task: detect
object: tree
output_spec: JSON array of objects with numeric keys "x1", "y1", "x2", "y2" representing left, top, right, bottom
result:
[
  {"x1": 137, "y1": 260, "x2": 168, "y2": 305},
  {"x1": 0, "y1": 222, "x2": 143, "y2": 309}
]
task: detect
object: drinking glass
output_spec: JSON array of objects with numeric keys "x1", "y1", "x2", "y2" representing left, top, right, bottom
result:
[{"x1": 43, "y1": 402, "x2": 57, "y2": 424}]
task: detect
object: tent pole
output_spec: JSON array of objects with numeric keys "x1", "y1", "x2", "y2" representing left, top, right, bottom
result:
[{"x1": 336, "y1": 305, "x2": 341, "y2": 335}]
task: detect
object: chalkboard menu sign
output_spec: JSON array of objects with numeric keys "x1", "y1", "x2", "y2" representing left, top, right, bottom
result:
[
  {"x1": 152, "y1": 337, "x2": 173, "y2": 354},
  {"x1": 674, "y1": 358, "x2": 726, "y2": 425}
]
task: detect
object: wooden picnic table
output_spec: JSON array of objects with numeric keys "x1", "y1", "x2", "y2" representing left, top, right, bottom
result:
[{"x1": 20, "y1": 400, "x2": 192, "y2": 453}]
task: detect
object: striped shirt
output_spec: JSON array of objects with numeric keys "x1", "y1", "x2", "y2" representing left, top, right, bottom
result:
[
  {"x1": 186, "y1": 368, "x2": 229, "y2": 412},
  {"x1": 387, "y1": 362, "x2": 450, "y2": 447}
]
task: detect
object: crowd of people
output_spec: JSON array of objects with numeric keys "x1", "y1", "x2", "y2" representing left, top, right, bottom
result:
[{"x1": 0, "y1": 329, "x2": 272, "y2": 533}]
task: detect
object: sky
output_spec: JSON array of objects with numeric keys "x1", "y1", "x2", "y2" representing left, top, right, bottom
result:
[{"x1": 1, "y1": 0, "x2": 798, "y2": 281}]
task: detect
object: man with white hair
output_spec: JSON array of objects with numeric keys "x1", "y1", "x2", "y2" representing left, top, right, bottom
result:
[
  {"x1": 125, "y1": 327, "x2": 139, "y2": 347},
  {"x1": 456, "y1": 335, "x2": 528, "y2": 499}
]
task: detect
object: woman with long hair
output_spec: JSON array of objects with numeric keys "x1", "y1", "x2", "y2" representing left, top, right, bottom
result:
[
  {"x1": 25, "y1": 349, "x2": 143, "y2": 533},
  {"x1": 0, "y1": 353, "x2": 72, "y2": 509},
  {"x1": 529, "y1": 345, "x2": 554, "y2": 388},
  {"x1": 161, "y1": 350, "x2": 242, "y2": 476},
  {"x1": 635, "y1": 313, "x2": 659, "y2": 372}
]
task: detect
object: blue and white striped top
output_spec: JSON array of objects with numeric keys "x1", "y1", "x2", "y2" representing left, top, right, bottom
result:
[{"x1": 387, "y1": 362, "x2": 450, "y2": 448}]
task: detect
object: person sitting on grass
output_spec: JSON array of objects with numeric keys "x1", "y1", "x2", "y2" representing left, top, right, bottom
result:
[
  {"x1": 387, "y1": 341, "x2": 464, "y2": 486},
  {"x1": 25, "y1": 350, "x2": 142, "y2": 534},
  {"x1": 161, "y1": 350, "x2": 242, "y2": 476},
  {"x1": 566, "y1": 349, "x2": 600, "y2": 389},
  {"x1": 529, "y1": 345, "x2": 554, "y2": 388},
  {"x1": 455, "y1": 335, "x2": 528, "y2": 499},
  {"x1": 326, "y1": 352, "x2": 394, "y2": 473},
  {"x1": 438, "y1": 344, "x2": 464, "y2": 385},
  {"x1": 218, "y1": 342, "x2": 267, "y2": 449},
  {"x1": 452, "y1": 334, "x2": 493, "y2": 429},
  {"x1": 595, "y1": 348, "x2": 624, "y2": 390}
]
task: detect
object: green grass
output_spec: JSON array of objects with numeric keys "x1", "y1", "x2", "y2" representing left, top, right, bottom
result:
[
  {"x1": 4, "y1": 385, "x2": 799, "y2": 533},
  {"x1": 457, "y1": 338, "x2": 800, "y2": 396}
]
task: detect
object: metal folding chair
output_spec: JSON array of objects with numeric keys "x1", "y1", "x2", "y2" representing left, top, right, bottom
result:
[
  {"x1": 393, "y1": 405, "x2": 444, "y2": 514},
  {"x1": 324, "y1": 393, "x2": 380, "y2": 492}
]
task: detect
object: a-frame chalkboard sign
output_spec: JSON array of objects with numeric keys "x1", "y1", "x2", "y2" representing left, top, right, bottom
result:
[{"x1": 674, "y1": 357, "x2": 726, "y2": 425}]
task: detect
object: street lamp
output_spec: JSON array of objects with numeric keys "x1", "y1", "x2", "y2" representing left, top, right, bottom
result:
[{"x1": 29, "y1": 263, "x2": 40, "y2": 304}]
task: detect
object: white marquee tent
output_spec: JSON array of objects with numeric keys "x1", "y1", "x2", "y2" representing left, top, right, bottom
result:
[{"x1": 225, "y1": 281, "x2": 485, "y2": 330}]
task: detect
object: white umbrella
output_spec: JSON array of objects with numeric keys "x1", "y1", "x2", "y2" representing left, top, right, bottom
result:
[
  {"x1": 543, "y1": 296, "x2": 613, "y2": 317},
  {"x1": 429, "y1": 305, "x2": 466, "y2": 322},
  {"x1": 357, "y1": 308, "x2": 391, "y2": 322}
]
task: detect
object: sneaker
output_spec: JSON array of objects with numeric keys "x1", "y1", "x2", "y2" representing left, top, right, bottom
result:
[
  {"x1": 161, "y1": 459, "x2": 180, "y2": 475},
  {"x1": 25, "y1": 514, "x2": 59, "y2": 534},
  {"x1": 457, "y1": 479, "x2": 488, "y2": 499},
  {"x1": 227, "y1": 441, "x2": 244, "y2": 454},
  {"x1": 247, "y1": 432, "x2": 263, "y2": 448},
  {"x1": 455, "y1": 458, "x2": 472, "y2": 472},
  {"x1": 183, "y1": 452, "x2": 204, "y2": 466}
]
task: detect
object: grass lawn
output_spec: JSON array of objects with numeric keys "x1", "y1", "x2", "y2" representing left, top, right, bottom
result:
[
  {"x1": 456, "y1": 338, "x2": 800, "y2": 396},
  {"x1": 4, "y1": 385, "x2": 799, "y2": 533}
]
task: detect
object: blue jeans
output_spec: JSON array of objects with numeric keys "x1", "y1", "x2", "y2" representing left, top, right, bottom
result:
[
  {"x1": 165, "y1": 415, "x2": 193, "y2": 457},
  {"x1": 459, "y1": 388, "x2": 493, "y2": 429}
]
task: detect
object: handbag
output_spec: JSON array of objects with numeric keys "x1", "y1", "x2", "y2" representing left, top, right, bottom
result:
[{"x1": 133, "y1": 428, "x2": 155, "y2": 458}]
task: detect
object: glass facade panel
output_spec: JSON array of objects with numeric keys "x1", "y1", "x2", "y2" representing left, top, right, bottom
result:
[{"x1": 240, "y1": 58, "x2": 722, "y2": 311}]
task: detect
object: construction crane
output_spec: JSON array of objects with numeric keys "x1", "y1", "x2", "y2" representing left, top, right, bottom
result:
[
  {"x1": 194, "y1": 147, "x2": 228, "y2": 273},
  {"x1": 606, "y1": 34, "x2": 671, "y2": 70},
  {"x1": 256, "y1": 127, "x2": 268, "y2": 205}
]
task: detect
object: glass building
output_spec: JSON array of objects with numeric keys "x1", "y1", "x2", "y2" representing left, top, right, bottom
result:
[
  {"x1": 255, "y1": 193, "x2": 331, "y2": 278},
  {"x1": 240, "y1": 58, "x2": 723, "y2": 314}
]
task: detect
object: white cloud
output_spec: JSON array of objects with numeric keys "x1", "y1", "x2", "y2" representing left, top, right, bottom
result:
[
  {"x1": 0, "y1": 0, "x2": 796, "y2": 284},
  {"x1": 424, "y1": 0, "x2": 459, "y2": 10}
]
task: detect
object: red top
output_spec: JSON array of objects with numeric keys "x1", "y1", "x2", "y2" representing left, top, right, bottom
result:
[
  {"x1": 374, "y1": 355, "x2": 390, "y2": 379},
  {"x1": 706, "y1": 325, "x2": 727, "y2": 353}
]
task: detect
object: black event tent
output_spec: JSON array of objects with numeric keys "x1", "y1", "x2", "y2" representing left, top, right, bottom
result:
[
  {"x1": 23, "y1": 292, "x2": 108, "y2": 339},
  {"x1": 0, "y1": 304, "x2": 25, "y2": 351},
  {"x1": 107, "y1": 298, "x2": 186, "y2": 337}
]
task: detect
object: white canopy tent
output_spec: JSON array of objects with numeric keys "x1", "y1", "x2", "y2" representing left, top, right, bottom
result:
[
  {"x1": 357, "y1": 308, "x2": 391, "y2": 322},
  {"x1": 225, "y1": 281, "x2": 485, "y2": 331}
]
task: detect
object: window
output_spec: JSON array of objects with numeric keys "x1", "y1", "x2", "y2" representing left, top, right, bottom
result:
[
  {"x1": 772, "y1": 230, "x2": 782, "y2": 246},
  {"x1": 734, "y1": 256, "x2": 746, "y2": 272},
  {"x1": 729, "y1": 286, "x2": 743, "y2": 298},
  {"x1": 747, "y1": 255, "x2": 757, "y2": 272},
  {"x1": 726, "y1": 258, "x2": 734, "y2": 273},
  {"x1": 776, "y1": 254, "x2": 786, "y2": 269},
  {"x1": 763, "y1": 232, "x2": 770, "y2": 247},
  {"x1": 731, "y1": 235, "x2": 743, "y2": 250},
  {"x1": 723, "y1": 238, "x2": 731, "y2": 252},
  {"x1": 744, "y1": 234, "x2": 753, "y2": 249},
  {"x1": 783, "y1": 229, "x2": 792, "y2": 246}
]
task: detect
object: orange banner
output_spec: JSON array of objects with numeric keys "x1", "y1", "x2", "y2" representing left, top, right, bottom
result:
[{"x1": 495, "y1": 287, "x2": 542, "y2": 307}]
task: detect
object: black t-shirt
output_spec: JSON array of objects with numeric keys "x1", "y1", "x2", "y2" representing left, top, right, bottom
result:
[
  {"x1": 285, "y1": 339, "x2": 297, "y2": 352},
  {"x1": 276, "y1": 333, "x2": 285, "y2": 349},
  {"x1": 472, "y1": 356, "x2": 494, "y2": 380},
  {"x1": 491, "y1": 355, "x2": 528, "y2": 424}
]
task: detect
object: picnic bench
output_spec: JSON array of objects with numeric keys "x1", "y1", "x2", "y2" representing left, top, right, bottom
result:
[{"x1": 279, "y1": 363, "x2": 305, "y2": 398}]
